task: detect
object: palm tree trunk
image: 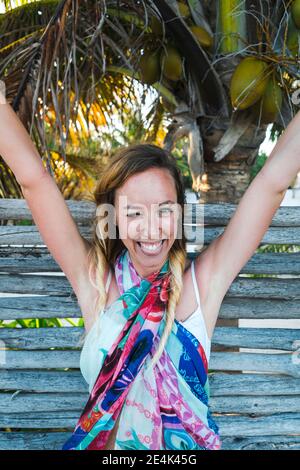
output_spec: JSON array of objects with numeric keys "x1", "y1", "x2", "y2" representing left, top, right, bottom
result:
[{"x1": 199, "y1": 118, "x2": 268, "y2": 203}]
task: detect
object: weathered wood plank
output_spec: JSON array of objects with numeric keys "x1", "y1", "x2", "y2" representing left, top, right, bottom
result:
[
  {"x1": 1, "y1": 273, "x2": 300, "y2": 299},
  {"x1": 220, "y1": 435, "x2": 300, "y2": 450},
  {"x1": 1, "y1": 351, "x2": 299, "y2": 376},
  {"x1": 0, "y1": 411, "x2": 299, "y2": 435},
  {"x1": 0, "y1": 392, "x2": 299, "y2": 415},
  {"x1": 1, "y1": 295, "x2": 300, "y2": 320},
  {"x1": 2, "y1": 224, "x2": 300, "y2": 245},
  {"x1": 0, "y1": 198, "x2": 95, "y2": 223},
  {"x1": 0, "y1": 225, "x2": 204, "y2": 245},
  {"x1": 0, "y1": 326, "x2": 299, "y2": 351},
  {"x1": 211, "y1": 395, "x2": 300, "y2": 414},
  {"x1": 0, "y1": 273, "x2": 73, "y2": 295},
  {"x1": 0, "y1": 431, "x2": 298, "y2": 450},
  {"x1": 0, "y1": 431, "x2": 69, "y2": 451},
  {"x1": 2, "y1": 199, "x2": 300, "y2": 227},
  {"x1": 0, "y1": 296, "x2": 81, "y2": 319},
  {"x1": 210, "y1": 352, "x2": 300, "y2": 377},
  {"x1": 2, "y1": 252, "x2": 300, "y2": 275},
  {"x1": 0, "y1": 411, "x2": 79, "y2": 428},
  {"x1": 0, "y1": 370, "x2": 86, "y2": 393},
  {"x1": 209, "y1": 372, "x2": 300, "y2": 396},
  {"x1": 215, "y1": 413, "x2": 300, "y2": 436},
  {"x1": 211, "y1": 327, "x2": 300, "y2": 351},
  {"x1": 1, "y1": 370, "x2": 299, "y2": 395}
]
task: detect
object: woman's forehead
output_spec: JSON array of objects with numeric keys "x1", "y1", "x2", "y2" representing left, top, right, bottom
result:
[{"x1": 116, "y1": 169, "x2": 177, "y2": 202}]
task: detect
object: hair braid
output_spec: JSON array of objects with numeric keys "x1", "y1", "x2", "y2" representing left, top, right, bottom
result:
[
  {"x1": 148, "y1": 246, "x2": 186, "y2": 369},
  {"x1": 76, "y1": 227, "x2": 109, "y2": 348}
]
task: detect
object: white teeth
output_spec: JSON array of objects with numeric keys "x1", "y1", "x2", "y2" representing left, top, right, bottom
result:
[{"x1": 138, "y1": 240, "x2": 163, "y2": 253}]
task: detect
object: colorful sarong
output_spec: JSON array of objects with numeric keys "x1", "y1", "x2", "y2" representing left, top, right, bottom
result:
[{"x1": 62, "y1": 248, "x2": 221, "y2": 450}]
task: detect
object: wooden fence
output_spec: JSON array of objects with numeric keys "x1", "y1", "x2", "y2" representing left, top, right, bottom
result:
[{"x1": 0, "y1": 198, "x2": 299, "y2": 450}]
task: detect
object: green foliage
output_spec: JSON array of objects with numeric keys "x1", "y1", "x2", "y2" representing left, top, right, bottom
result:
[
  {"x1": 0, "y1": 317, "x2": 83, "y2": 329},
  {"x1": 171, "y1": 138, "x2": 193, "y2": 188},
  {"x1": 269, "y1": 121, "x2": 285, "y2": 142},
  {"x1": 249, "y1": 152, "x2": 268, "y2": 182},
  {"x1": 257, "y1": 243, "x2": 300, "y2": 253},
  {"x1": 14, "y1": 218, "x2": 33, "y2": 225}
]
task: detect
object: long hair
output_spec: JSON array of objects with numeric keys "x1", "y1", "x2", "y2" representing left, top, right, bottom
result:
[{"x1": 78, "y1": 143, "x2": 188, "y2": 368}]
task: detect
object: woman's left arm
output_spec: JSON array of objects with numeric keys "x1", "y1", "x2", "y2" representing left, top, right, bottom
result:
[{"x1": 196, "y1": 108, "x2": 300, "y2": 310}]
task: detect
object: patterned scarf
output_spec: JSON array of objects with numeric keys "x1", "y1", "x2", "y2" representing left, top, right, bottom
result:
[{"x1": 62, "y1": 248, "x2": 221, "y2": 450}]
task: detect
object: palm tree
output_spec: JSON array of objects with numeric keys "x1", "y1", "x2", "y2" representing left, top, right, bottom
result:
[{"x1": 0, "y1": 0, "x2": 299, "y2": 201}]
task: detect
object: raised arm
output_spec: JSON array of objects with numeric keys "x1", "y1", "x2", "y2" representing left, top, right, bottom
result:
[
  {"x1": 195, "y1": 108, "x2": 300, "y2": 337},
  {"x1": 0, "y1": 90, "x2": 99, "y2": 328}
]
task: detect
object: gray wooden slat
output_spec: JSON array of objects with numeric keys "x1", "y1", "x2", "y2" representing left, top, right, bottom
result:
[
  {"x1": 0, "y1": 225, "x2": 204, "y2": 245},
  {"x1": 0, "y1": 198, "x2": 95, "y2": 223},
  {"x1": 0, "y1": 411, "x2": 79, "y2": 428},
  {"x1": 211, "y1": 327, "x2": 300, "y2": 351},
  {"x1": 2, "y1": 198, "x2": 300, "y2": 227},
  {"x1": 0, "y1": 370, "x2": 298, "y2": 396},
  {"x1": 2, "y1": 252, "x2": 300, "y2": 275},
  {"x1": 219, "y1": 297, "x2": 300, "y2": 319},
  {"x1": 211, "y1": 395, "x2": 300, "y2": 414},
  {"x1": 2, "y1": 272, "x2": 300, "y2": 299},
  {"x1": 215, "y1": 413, "x2": 300, "y2": 436},
  {"x1": 0, "y1": 392, "x2": 299, "y2": 415},
  {"x1": 0, "y1": 411, "x2": 298, "y2": 435},
  {"x1": 1, "y1": 370, "x2": 300, "y2": 395},
  {"x1": 0, "y1": 296, "x2": 81, "y2": 319},
  {"x1": 209, "y1": 372, "x2": 300, "y2": 396},
  {"x1": 210, "y1": 352, "x2": 300, "y2": 377},
  {"x1": 0, "y1": 370, "x2": 86, "y2": 392},
  {"x1": 0, "y1": 392, "x2": 87, "y2": 413},
  {"x1": 0, "y1": 326, "x2": 299, "y2": 351},
  {"x1": 220, "y1": 435, "x2": 300, "y2": 450},
  {"x1": 1, "y1": 350, "x2": 299, "y2": 376},
  {"x1": 1, "y1": 295, "x2": 300, "y2": 320},
  {"x1": 0, "y1": 431, "x2": 299, "y2": 450},
  {"x1": 0, "y1": 273, "x2": 73, "y2": 295},
  {"x1": 0, "y1": 431, "x2": 69, "y2": 450},
  {"x1": 2, "y1": 224, "x2": 300, "y2": 245}
]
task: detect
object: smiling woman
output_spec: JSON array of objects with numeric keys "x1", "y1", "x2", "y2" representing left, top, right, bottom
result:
[
  {"x1": 0, "y1": 90, "x2": 220, "y2": 450},
  {"x1": 62, "y1": 143, "x2": 221, "y2": 450}
]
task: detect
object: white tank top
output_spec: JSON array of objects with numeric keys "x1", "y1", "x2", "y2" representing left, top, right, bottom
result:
[{"x1": 80, "y1": 260, "x2": 211, "y2": 393}]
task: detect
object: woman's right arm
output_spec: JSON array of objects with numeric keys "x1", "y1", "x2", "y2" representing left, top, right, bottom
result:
[{"x1": 0, "y1": 91, "x2": 102, "y2": 329}]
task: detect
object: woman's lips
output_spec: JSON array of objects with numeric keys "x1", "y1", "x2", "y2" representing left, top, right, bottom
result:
[{"x1": 136, "y1": 239, "x2": 165, "y2": 255}]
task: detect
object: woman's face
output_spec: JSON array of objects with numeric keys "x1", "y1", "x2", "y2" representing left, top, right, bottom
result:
[{"x1": 115, "y1": 168, "x2": 181, "y2": 278}]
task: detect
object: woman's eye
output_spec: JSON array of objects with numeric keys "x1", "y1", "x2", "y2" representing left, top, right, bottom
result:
[{"x1": 127, "y1": 212, "x2": 141, "y2": 217}]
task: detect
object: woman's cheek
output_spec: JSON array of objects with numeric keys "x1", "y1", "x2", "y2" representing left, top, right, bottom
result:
[
  {"x1": 127, "y1": 219, "x2": 142, "y2": 240},
  {"x1": 162, "y1": 217, "x2": 176, "y2": 240}
]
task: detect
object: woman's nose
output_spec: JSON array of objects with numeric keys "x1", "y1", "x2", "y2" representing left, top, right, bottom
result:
[{"x1": 139, "y1": 213, "x2": 161, "y2": 240}]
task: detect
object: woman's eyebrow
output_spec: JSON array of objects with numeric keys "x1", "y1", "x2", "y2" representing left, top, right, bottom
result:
[{"x1": 125, "y1": 200, "x2": 175, "y2": 209}]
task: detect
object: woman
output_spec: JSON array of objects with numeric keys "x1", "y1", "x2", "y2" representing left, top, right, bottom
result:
[{"x1": 0, "y1": 89, "x2": 298, "y2": 450}]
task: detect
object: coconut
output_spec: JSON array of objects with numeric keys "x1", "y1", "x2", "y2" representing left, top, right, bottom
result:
[
  {"x1": 160, "y1": 45, "x2": 183, "y2": 81},
  {"x1": 139, "y1": 49, "x2": 161, "y2": 85},
  {"x1": 177, "y1": 1, "x2": 190, "y2": 18},
  {"x1": 252, "y1": 76, "x2": 283, "y2": 123},
  {"x1": 189, "y1": 25, "x2": 213, "y2": 49},
  {"x1": 292, "y1": 0, "x2": 300, "y2": 28},
  {"x1": 230, "y1": 56, "x2": 269, "y2": 110}
]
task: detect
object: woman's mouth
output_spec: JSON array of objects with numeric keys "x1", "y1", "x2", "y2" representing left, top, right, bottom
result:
[{"x1": 136, "y1": 240, "x2": 165, "y2": 255}]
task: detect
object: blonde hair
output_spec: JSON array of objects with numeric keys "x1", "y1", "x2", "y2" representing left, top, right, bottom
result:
[{"x1": 78, "y1": 143, "x2": 187, "y2": 368}]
